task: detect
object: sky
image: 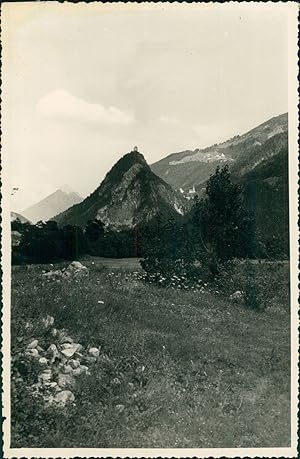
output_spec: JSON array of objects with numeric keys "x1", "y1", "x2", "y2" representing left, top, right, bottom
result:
[{"x1": 2, "y1": 2, "x2": 290, "y2": 211}]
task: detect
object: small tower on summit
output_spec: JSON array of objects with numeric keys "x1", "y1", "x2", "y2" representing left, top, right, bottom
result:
[{"x1": 133, "y1": 146, "x2": 139, "y2": 152}]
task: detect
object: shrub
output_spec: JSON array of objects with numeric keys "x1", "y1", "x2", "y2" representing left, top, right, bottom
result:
[
  {"x1": 141, "y1": 254, "x2": 212, "y2": 289},
  {"x1": 13, "y1": 221, "x2": 87, "y2": 264},
  {"x1": 213, "y1": 259, "x2": 289, "y2": 310}
]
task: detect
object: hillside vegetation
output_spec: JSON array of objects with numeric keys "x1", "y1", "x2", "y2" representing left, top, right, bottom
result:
[{"x1": 11, "y1": 258, "x2": 290, "y2": 448}]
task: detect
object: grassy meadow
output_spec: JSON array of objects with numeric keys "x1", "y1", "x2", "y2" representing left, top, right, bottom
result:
[{"x1": 11, "y1": 257, "x2": 290, "y2": 448}]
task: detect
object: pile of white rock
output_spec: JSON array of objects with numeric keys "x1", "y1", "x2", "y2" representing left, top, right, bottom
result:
[
  {"x1": 22, "y1": 315, "x2": 100, "y2": 407},
  {"x1": 42, "y1": 261, "x2": 89, "y2": 280}
]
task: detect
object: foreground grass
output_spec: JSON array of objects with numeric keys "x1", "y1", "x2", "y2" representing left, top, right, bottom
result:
[{"x1": 11, "y1": 258, "x2": 290, "y2": 448}]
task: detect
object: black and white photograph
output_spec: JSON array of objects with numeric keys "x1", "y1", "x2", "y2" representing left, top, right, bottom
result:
[{"x1": 2, "y1": 2, "x2": 298, "y2": 457}]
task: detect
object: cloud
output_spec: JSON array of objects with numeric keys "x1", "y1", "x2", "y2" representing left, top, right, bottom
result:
[
  {"x1": 159, "y1": 115, "x2": 180, "y2": 125},
  {"x1": 37, "y1": 88, "x2": 135, "y2": 125}
]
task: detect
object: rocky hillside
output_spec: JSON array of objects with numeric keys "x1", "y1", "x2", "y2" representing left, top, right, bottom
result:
[
  {"x1": 151, "y1": 113, "x2": 288, "y2": 192},
  {"x1": 54, "y1": 151, "x2": 187, "y2": 229},
  {"x1": 23, "y1": 187, "x2": 82, "y2": 224}
]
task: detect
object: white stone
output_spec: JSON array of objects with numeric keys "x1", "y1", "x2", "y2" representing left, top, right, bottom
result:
[
  {"x1": 42, "y1": 315, "x2": 54, "y2": 328},
  {"x1": 45, "y1": 381, "x2": 58, "y2": 390},
  {"x1": 25, "y1": 348, "x2": 39, "y2": 359},
  {"x1": 88, "y1": 347, "x2": 100, "y2": 358},
  {"x1": 72, "y1": 367, "x2": 81, "y2": 377},
  {"x1": 47, "y1": 343, "x2": 59, "y2": 363},
  {"x1": 72, "y1": 367, "x2": 82, "y2": 377},
  {"x1": 27, "y1": 339, "x2": 38, "y2": 349},
  {"x1": 38, "y1": 357, "x2": 48, "y2": 366},
  {"x1": 51, "y1": 328, "x2": 58, "y2": 337},
  {"x1": 69, "y1": 359, "x2": 80, "y2": 369},
  {"x1": 60, "y1": 343, "x2": 81, "y2": 358},
  {"x1": 54, "y1": 384, "x2": 63, "y2": 393},
  {"x1": 53, "y1": 390, "x2": 75, "y2": 406},
  {"x1": 73, "y1": 365, "x2": 90, "y2": 377},
  {"x1": 80, "y1": 365, "x2": 89, "y2": 373},
  {"x1": 57, "y1": 373, "x2": 75, "y2": 388},
  {"x1": 62, "y1": 364, "x2": 73, "y2": 374},
  {"x1": 70, "y1": 261, "x2": 88, "y2": 271},
  {"x1": 38, "y1": 369, "x2": 52, "y2": 382},
  {"x1": 61, "y1": 261, "x2": 89, "y2": 278}
]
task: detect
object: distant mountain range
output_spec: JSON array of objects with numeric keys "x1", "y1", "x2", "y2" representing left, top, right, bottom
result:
[
  {"x1": 54, "y1": 151, "x2": 186, "y2": 229},
  {"x1": 151, "y1": 113, "x2": 288, "y2": 193},
  {"x1": 151, "y1": 112, "x2": 289, "y2": 253},
  {"x1": 19, "y1": 113, "x2": 288, "y2": 255},
  {"x1": 22, "y1": 187, "x2": 82, "y2": 223}
]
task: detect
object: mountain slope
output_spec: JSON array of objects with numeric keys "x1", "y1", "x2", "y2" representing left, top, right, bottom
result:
[
  {"x1": 239, "y1": 146, "x2": 289, "y2": 255},
  {"x1": 151, "y1": 113, "x2": 288, "y2": 191},
  {"x1": 54, "y1": 151, "x2": 187, "y2": 229},
  {"x1": 151, "y1": 113, "x2": 289, "y2": 256},
  {"x1": 23, "y1": 188, "x2": 82, "y2": 223}
]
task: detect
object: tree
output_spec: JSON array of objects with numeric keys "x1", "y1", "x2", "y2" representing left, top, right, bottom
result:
[
  {"x1": 85, "y1": 219, "x2": 104, "y2": 243},
  {"x1": 62, "y1": 225, "x2": 86, "y2": 260},
  {"x1": 193, "y1": 165, "x2": 255, "y2": 265},
  {"x1": 18, "y1": 221, "x2": 63, "y2": 263}
]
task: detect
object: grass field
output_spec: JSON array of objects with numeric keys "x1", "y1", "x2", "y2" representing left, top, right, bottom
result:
[{"x1": 11, "y1": 257, "x2": 290, "y2": 448}]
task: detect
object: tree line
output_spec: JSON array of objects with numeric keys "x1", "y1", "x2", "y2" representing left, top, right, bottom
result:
[{"x1": 12, "y1": 166, "x2": 288, "y2": 267}]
